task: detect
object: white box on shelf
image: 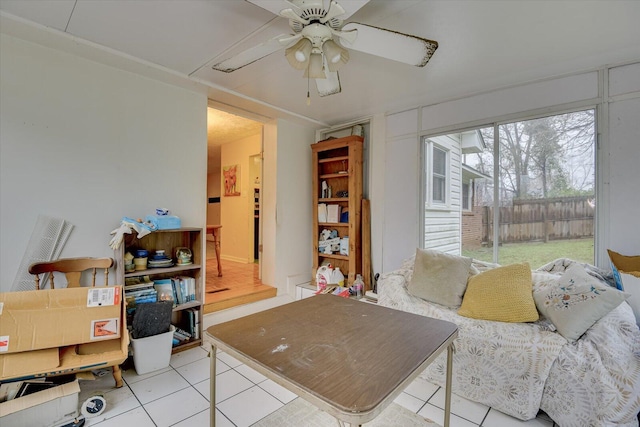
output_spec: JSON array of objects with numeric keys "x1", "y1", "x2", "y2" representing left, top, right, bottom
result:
[
  {"x1": 327, "y1": 205, "x2": 341, "y2": 223},
  {"x1": 318, "y1": 204, "x2": 328, "y2": 223}
]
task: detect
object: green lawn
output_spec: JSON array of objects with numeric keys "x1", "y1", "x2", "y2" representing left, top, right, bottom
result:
[{"x1": 462, "y1": 238, "x2": 594, "y2": 269}]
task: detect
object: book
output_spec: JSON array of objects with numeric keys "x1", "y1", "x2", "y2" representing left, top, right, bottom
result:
[
  {"x1": 179, "y1": 277, "x2": 188, "y2": 303},
  {"x1": 181, "y1": 307, "x2": 200, "y2": 339},
  {"x1": 326, "y1": 204, "x2": 341, "y2": 223},
  {"x1": 172, "y1": 277, "x2": 183, "y2": 304},
  {"x1": 154, "y1": 279, "x2": 175, "y2": 305},
  {"x1": 318, "y1": 203, "x2": 328, "y2": 223}
]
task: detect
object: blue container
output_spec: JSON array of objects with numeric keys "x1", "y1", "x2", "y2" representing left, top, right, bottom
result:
[{"x1": 145, "y1": 215, "x2": 181, "y2": 230}]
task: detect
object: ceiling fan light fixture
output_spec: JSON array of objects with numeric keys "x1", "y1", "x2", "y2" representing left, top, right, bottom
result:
[
  {"x1": 285, "y1": 38, "x2": 312, "y2": 70},
  {"x1": 322, "y1": 39, "x2": 349, "y2": 72},
  {"x1": 303, "y1": 53, "x2": 326, "y2": 79}
]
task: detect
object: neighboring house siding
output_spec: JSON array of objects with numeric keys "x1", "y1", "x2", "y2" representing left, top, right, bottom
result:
[{"x1": 424, "y1": 136, "x2": 462, "y2": 254}]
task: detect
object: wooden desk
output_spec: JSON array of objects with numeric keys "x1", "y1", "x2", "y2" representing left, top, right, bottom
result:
[
  {"x1": 206, "y1": 294, "x2": 458, "y2": 427},
  {"x1": 206, "y1": 225, "x2": 222, "y2": 277}
]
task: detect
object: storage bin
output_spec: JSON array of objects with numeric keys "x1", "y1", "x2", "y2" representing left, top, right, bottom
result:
[{"x1": 130, "y1": 325, "x2": 175, "y2": 375}]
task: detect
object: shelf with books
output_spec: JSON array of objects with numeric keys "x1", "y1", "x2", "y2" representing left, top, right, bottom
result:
[
  {"x1": 312, "y1": 135, "x2": 363, "y2": 287},
  {"x1": 123, "y1": 263, "x2": 202, "y2": 278},
  {"x1": 115, "y1": 227, "x2": 203, "y2": 354},
  {"x1": 318, "y1": 198, "x2": 349, "y2": 202},
  {"x1": 318, "y1": 253, "x2": 349, "y2": 260}
]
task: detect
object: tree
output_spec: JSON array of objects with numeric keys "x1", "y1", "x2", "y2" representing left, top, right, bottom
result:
[{"x1": 473, "y1": 110, "x2": 595, "y2": 204}]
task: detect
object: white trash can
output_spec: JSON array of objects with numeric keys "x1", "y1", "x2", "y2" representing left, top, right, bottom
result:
[{"x1": 130, "y1": 325, "x2": 175, "y2": 375}]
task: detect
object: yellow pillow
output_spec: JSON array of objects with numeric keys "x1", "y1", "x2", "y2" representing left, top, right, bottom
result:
[
  {"x1": 608, "y1": 249, "x2": 640, "y2": 272},
  {"x1": 458, "y1": 263, "x2": 539, "y2": 323}
]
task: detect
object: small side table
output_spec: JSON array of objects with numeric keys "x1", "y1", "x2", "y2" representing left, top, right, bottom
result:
[{"x1": 206, "y1": 225, "x2": 222, "y2": 277}]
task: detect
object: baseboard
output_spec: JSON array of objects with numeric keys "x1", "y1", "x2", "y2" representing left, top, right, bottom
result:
[{"x1": 203, "y1": 294, "x2": 294, "y2": 328}]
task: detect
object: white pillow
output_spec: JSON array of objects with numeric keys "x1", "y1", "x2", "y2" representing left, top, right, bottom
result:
[
  {"x1": 533, "y1": 263, "x2": 630, "y2": 341},
  {"x1": 620, "y1": 271, "x2": 640, "y2": 326}
]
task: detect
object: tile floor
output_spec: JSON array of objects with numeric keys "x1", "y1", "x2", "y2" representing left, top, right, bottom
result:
[{"x1": 80, "y1": 344, "x2": 557, "y2": 427}]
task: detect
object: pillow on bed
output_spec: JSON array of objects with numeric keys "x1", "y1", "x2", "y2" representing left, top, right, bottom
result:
[
  {"x1": 458, "y1": 262, "x2": 539, "y2": 323},
  {"x1": 533, "y1": 263, "x2": 630, "y2": 341},
  {"x1": 620, "y1": 271, "x2": 640, "y2": 326},
  {"x1": 608, "y1": 249, "x2": 640, "y2": 290},
  {"x1": 408, "y1": 249, "x2": 472, "y2": 307}
]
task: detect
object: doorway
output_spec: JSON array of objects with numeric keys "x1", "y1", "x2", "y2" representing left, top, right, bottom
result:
[{"x1": 204, "y1": 107, "x2": 276, "y2": 313}]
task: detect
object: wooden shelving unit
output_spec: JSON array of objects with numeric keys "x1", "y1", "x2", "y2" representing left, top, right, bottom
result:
[
  {"x1": 311, "y1": 135, "x2": 363, "y2": 287},
  {"x1": 115, "y1": 227, "x2": 203, "y2": 354}
]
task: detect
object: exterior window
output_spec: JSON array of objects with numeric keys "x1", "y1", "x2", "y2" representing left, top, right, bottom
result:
[
  {"x1": 432, "y1": 146, "x2": 447, "y2": 204},
  {"x1": 462, "y1": 182, "x2": 470, "y2": 211}
]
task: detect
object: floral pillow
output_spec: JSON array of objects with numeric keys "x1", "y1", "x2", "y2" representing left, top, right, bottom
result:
[{"x1": 533, "y1": 263, "x2": 630, "y2": 341}]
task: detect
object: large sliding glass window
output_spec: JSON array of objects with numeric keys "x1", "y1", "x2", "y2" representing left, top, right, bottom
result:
[{"x1": 423, "y1": 109, "x2": 596, "y2": 268}]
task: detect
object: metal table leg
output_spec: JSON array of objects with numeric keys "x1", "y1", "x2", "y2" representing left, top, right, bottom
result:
[
  {"x1": 444, "y1": 343, "x2": 454, "y2": 427},
  {"x1": 210, "y1": 343, "x2": 217, "y2": 427}
]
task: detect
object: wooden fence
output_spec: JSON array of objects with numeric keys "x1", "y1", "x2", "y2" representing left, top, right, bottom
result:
[{"x1": 482, "y1": 196, "x2": 594, "y2": 244}]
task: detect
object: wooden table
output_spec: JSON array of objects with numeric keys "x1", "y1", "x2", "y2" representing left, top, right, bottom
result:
[
  {"x1": 206, "y1": 294, "x2": 458, "y2": 427},
  {"x1": 206, "y1": 225, "x2": 222, "y2": 277}
]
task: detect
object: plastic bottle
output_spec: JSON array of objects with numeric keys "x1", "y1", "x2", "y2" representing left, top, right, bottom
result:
[
  {"x1": 353, "y1": 274, "x2": 364, "y2": 299},
  {"x1": 333, "y1": 267, "x2": 345, "y2": 287}
]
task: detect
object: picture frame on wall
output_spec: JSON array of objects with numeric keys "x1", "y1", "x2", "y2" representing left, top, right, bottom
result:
[{"x1": 223, "y1": 164, "x2": 241, "y2": 196}]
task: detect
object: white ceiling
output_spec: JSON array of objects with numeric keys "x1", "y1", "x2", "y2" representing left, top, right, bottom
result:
[{"x1": 2, "y1": 0, "x2": 640, "y2": 128}]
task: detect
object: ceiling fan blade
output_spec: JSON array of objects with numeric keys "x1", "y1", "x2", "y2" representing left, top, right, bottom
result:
[
  {"x1": 316, "y1": 72, "x2": 341, "y2": 97},
  {"x1": 212, "y1": 34, "x2": 299, "y2": 73},
  {"x1": 320, "y1": 1, "x2": 346, "y2": 24},
  {"x1": 248, "y1": 1, "x2": 370, "y2": 20},
  {"x1": 341, "y1": 22, "x2": 438, "y2": 67},
  {"x1": 330, "y1": 27, "x2": 358, "y2": 45},
  {"x1": 280, "y1": 8, "x2": 309, "y2": 25},
  {"x1": 315, "y1": 57, "x2": 341, "y2": 97}
]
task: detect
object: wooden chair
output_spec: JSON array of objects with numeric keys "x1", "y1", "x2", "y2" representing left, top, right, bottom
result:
[{"x1": 28, "y1": 257, "x2": 124, "y2": 388}]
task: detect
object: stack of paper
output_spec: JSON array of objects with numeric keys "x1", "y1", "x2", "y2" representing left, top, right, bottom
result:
[
  {"x1": 318, "y1": 203, "x2": 328, "y2": 223},
  {"x1": 327, "y1": 205, "x2": 341, "y2": 223}
]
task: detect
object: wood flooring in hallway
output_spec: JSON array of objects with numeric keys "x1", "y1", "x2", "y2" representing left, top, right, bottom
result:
[{"x1": 203, "y1": 242, "x2": 276, "y2": 313}]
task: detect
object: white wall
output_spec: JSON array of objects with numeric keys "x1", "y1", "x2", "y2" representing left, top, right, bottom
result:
[
  {"x1": 270, "y1": 119, "x2": 315, "y2": 297},
  {"x1": 0, "y1": 34, "x2": 207, "y2": 292},
  {"x1": 606, "y1": 62, "x2": 640, "y2": 257},
  {"x1": 206, "y1": 166, "x2": 221, "y2": 231},
  {"x1": 220, "y1": 134, "x2": 261, "y2": 263},
  {"x1": 382, "y1": 109, "x2": 420, "y2": 271},
  {"x1": 261, "y1": 119, "x2": 314, "y2": 295},
  {"x1": 378, "y1": 62, "x2": 640, "y2": 271}
]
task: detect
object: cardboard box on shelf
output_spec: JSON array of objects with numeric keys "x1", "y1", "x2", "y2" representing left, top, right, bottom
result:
[
  {"x1": 0, "y1": 285, "x2": 128, "y2": 382},
  {"x1": 0, "y1": 286, "x2": 122, "y2": 354},
  {"x1": 0, "y1": 379, "x2": 80, "y2": 427},
  {"x1": 0, "y1": 348, "x2": 60, "y2": 379}
]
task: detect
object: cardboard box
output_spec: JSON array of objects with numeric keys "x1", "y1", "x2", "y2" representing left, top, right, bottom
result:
[
  {"x1": 0, "y1": 286, "x2": 122, "y2": 354},
  {"x1": 0, "y1": 285, "x2": 128, "y2": 383},
  {"x1": 0, "y1": 348, "x2": 60, "y2": 379},
  {"x1": 0, "y1": 379, "x2": 80, "y2": 427}
]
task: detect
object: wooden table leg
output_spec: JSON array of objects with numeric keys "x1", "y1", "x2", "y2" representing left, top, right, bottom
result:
[
  {"x1": 213, "y1": 231, "x2": 222, "y2": 277},
  {"x1": 208, "y1": 226, "x2": 223, "y2": 277},
  {"x1": 112, "y1": 364, "x2": 123, "y2": 388}
]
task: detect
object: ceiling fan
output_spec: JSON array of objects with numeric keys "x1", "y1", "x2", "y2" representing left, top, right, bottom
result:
[{"x1": 212, "y1": 0, "x2": 438, "y2": 100}]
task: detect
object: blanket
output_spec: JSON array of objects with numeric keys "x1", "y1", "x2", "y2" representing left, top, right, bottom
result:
[{"x1": 378, "y1": 257, "x2": 640, "y2": 426}]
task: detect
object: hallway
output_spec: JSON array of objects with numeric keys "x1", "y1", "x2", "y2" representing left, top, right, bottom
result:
[{"x1": 203, "y1": 241, "x2": 276, "y2": 313}]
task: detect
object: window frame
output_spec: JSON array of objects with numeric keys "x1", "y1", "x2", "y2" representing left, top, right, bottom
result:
[
  {"x1": 419, "y1": 105, "x2": 598, "y2": 263},
  {"x1": 423, "y1": 139, "x2": 451, "y2": 208}
]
